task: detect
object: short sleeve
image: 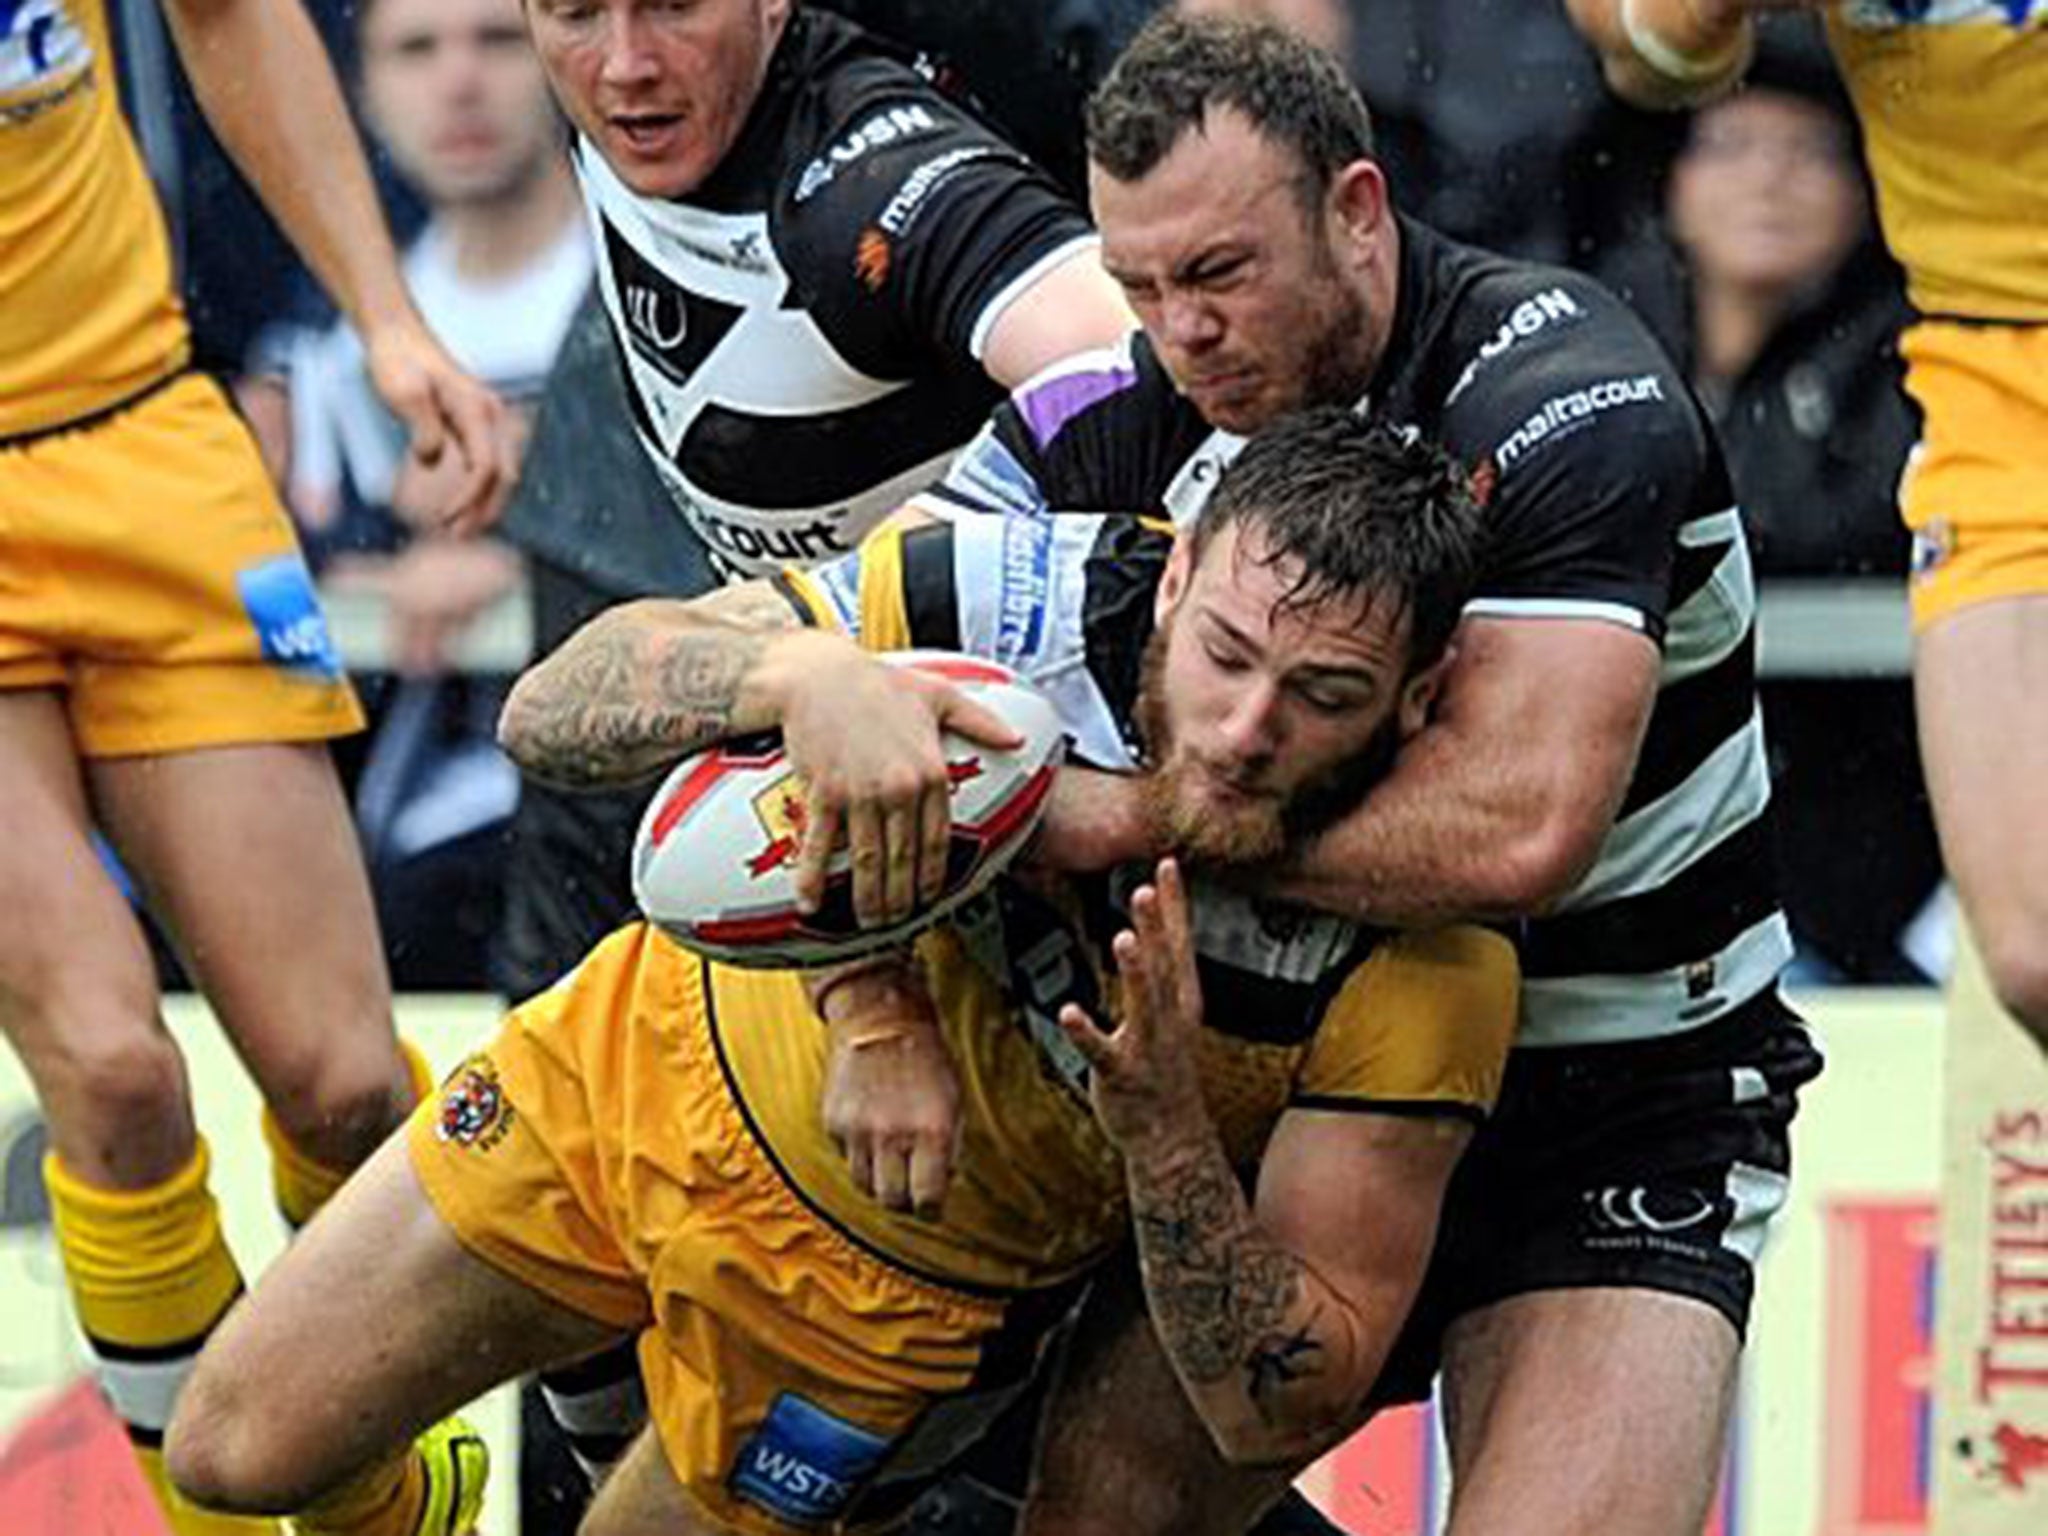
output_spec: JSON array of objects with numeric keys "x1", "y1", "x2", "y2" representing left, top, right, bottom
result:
[{"x1": 1294, "y1": 926, "x2": 1521, "y2": 1120}]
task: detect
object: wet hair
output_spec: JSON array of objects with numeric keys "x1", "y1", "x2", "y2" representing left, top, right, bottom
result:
[
  {"x1": 1085, "y1": 11, "x2": 1374, "y2": 210},
  {"x1": 1189, "y1": 407, "x2": 1484, "y2": 674}
]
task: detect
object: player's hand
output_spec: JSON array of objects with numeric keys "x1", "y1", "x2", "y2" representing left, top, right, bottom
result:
[
  {"x1": 379, "y1": 538, "x2": 523, "y2": 676},
  {"x1": 778, "y1": 643, "x2": 1021, "y2": 928},
  {"x1": 815, "y1": 960, "x2": 961, "y2": 1217},
  {"x1": 1022, "y1": 766, "x2": 1157, "y2": 875},
  {"x1": 1058, "y1": 859, "x2": 1209, "y2": 1157},
  {"x1": 362, "y1": 314, "x2": 517, "y2": 536}
]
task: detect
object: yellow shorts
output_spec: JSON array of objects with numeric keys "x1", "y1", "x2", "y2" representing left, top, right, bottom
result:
[
  {"x1": 0, "y1": 372, "x2": 361, "y2": 755},
  {"x1": 1899, "y1": 320, "x2": 2048, "y2": 631},
  {"x1": 408, "y1": 926, "x2": 1070, "y2": 1534}
]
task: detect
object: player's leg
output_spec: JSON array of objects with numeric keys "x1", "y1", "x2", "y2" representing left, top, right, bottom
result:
[
  {"x1": 1915, "y1": 596, "x2": 2048, "y2": 1047},
  {"x1": 578, "y1": 1426, "x2": 730, "y2": 1536},
  {"x1": 1435, "y1": 1288, "x2": 1737, "y2": 1536},
  {"x1": 167, "y1": 1129, "x2": 624, "y2": 1522},
  {"x1": 0, "y1": 691, "x2": 271, "y2": 1531},
  {"x1": 90, "y1": 739, "x2": 420, "y2": 1182}
]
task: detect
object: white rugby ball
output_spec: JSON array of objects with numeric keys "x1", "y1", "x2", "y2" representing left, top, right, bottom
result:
[{"x1": 633, "y1": 651, "x2": 1066, "y2": 968}]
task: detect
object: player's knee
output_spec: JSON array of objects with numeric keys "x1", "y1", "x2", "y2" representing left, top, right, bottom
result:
[
  {"x1": 1979, "y1": 932, "x2": 2048, "y2": 1049},
  {"x1": 164, "y1": 1369, "x2": 304, "y2": 1516},
  {"x1": 263, "y1": 1040, "x2": 413, "y2": 1169},
  {"x1": 43, "y1": 1014, "x2": 188, "y2": 1132}
]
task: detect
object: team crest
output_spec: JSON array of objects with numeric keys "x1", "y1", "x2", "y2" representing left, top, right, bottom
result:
[
  {"x1": 747, "y1": 773, "x2": 811, "y2": 877},
  {"x1": 436, "y1": 1058, "x2": 515, "y2": 1150}
]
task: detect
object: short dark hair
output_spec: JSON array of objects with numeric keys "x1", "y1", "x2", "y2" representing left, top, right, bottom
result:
[
  {"x1": 1085, "y1": 12, "x2": 1374, "y2": 204},
  {"x1": 1191, "y1": 407, "x2": 1483, "y2": 674}
]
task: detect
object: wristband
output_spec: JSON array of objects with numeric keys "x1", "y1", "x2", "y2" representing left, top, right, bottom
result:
[
  {"x1": 806, "y1": 949, "x2": 923, "y2": 1021},
  {"x1": 1619, "y1": 0, "x2": 1750, "y2": 84}
]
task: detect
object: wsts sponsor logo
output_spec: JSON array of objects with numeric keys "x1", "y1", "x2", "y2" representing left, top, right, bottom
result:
[
  {"x1": 1445, "y1": 286, "x2": 1584, "y2": 405},
  {"x1": 728, "y1": 1393, "x2": 890, "y2": 1524},
  {"x1": 1494, "y1": 374, "x2": 1666, "y2": 468},
  {"x1": 236, "y1": 554, "x2": 342, "y2": 678},
  {"x1": 794, "y1": 103, "x2": 939, "y2": 202},
  {"x1": 877, "y1": 145, "x2": 996, "y2": 237}
]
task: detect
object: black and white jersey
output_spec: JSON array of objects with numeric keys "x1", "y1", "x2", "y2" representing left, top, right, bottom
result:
[
  {"x1": 577, "y1": 6, "x2": 1096, "y2": 580},
  {"x1": 917, "y1": 218, "x2": 1789, "y2": 1048}
]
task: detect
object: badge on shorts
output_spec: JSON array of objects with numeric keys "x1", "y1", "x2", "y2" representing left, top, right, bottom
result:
[
  {"x1": 728, "y1": 1393, "x2": 892, "y2": 1527},
  {"x1": 435, "y1": 1057, "x2": 516, "y2": 1151},
  {"x1": 236, "y1": 554, "x2": 342, "y2": 678}
]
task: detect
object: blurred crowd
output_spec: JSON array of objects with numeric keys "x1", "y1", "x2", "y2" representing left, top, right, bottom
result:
[{"x1": 116, "y1": 0, "x2": 1941, "y2": 989}]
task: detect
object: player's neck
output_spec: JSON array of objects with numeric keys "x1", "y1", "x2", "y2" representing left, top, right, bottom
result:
[{"x1": 434, "y1": 161, "x2": 584, "y2": 286}]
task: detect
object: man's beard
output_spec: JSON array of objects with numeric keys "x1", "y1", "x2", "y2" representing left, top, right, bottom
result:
[{"x1": 1131, "y1": 626, "x2": 1400, "y2": 869}]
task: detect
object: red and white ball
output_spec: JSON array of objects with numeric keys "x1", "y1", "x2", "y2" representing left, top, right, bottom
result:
[{"x1": 632, "y1": 651, "x2": 1066, "y2": 968}]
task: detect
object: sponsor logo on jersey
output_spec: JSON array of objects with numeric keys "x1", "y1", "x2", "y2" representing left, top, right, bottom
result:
[
  {"x1": 794, "y1": 102, "x2": 940, "y2": 203},
  {"x1": 1584, "y1": 1184, "x2": 1719, "y2": 1235},
  {"x1": 1444, "y1": 286, "x2": 1585, "y2": 407},
  {"x1": 876, "y1": 145, "x2": 996, "y2": 238},
  {"x1": 1492, "y1": 373, "x2": 1667, "y2": 469},
  {"x1": 693, "y1": 506, "x2": 855, "y2": 569},
  {"x1": 436, "y1": 1057, "x2": 516, "y2": 1151},
  {"x1": 236, "y1": 554, "x2": 343, "y2": 678},
  {"x1": 624, "y1": 279, "x2": 688, "y2": 350},
  {"x1": 996, "y1": 515, "x2": 1053, "y2": 666},
  {"x1": 655, "y1": 224, "x2": 771, "y2": 277},
  {"x1": 854, "y1": 227, "x2": 893, "y2": 292},
  {"x1": 1467, "y1": 456, "x2": 1500, "y2": 509},
  {"x1": 728, "y1": 1392, "x2": 892, "y2": 1525}
]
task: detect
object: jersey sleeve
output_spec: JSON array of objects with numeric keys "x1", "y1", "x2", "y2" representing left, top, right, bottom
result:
[
  {"x1": 775, "y1": 90, "x2": 1096, "y2": 378},
  {"x1": 1294, "y1": 926, "x2": 1520, "y2": 1121},
  {"x1": 779, "y1": 518, "x2": 961, "y2": 651},
  {"x1": 1441, "y1": 282, "x2": 1727, "y2": 644},
  {"x1": 914, "y1": 334, "x2": 1206, "y2": 522}
]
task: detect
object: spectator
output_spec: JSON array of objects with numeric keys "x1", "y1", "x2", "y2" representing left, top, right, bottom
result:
[
  {"x1": 1664, "y1": 25, "x2": 1940, "y2": 981},
  {"x1": 256, "y1": 0, "x2": 592, "y2": 988}
]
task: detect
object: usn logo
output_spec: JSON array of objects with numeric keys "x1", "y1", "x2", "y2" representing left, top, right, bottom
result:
[
  {"x1": 729, "y1": 1393, "x2": 892, "y2": 1526},
  {"x1": 436, "y1": 1059, "x2": 515, "y2": 1151}
]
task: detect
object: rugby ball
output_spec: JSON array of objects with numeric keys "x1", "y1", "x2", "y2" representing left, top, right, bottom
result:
[{"x1": 632, "y1": 651, "x2": 1066, "y2": 968}]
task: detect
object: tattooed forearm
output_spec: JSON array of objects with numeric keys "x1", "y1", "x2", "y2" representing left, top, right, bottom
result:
[
  {"x1": 1127, "y1": 1142, "x2": 1362, "y2": 1458},
  {"x1": 1134, "y1": 1155, "x2": 1313, "y2": 1390},
  {"x1": 500, "y1": 589, "x2": 796, "y2": 788}
]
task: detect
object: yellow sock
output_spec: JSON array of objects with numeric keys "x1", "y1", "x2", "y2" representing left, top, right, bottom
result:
[
  {"x1": 44, "y1": 1142, "x2": 278, "y2": 1535},
  {"x1": 264, "y1": 1038, "x2": 437, "y2": 1229}
]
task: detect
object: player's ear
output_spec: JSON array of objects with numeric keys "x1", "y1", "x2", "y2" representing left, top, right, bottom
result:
[
  {"x1": 1155, "y1": 534, "x2": 1194, "y2": 625},
  {"x1": 1395, "y1": 647, "x2": 1454, "y2": 740}
]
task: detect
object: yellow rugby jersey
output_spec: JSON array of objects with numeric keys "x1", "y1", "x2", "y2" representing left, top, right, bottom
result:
[
  {"x1": 1, "y1": 0, "x2": 188, "y2": 436},
  {"x1": 1827, "y1": 0, "x2": 2048, "y2": 321},
  {"x1": 749, "y1": 512, "x2": 1517, "y2": 1292}
]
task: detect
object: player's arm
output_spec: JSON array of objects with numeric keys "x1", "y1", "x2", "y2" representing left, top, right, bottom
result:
[
  {"x1": 158, "y1": 0, "x2": 513, "y2": 531},
  {"x1": 497, "y1": 580, "x2": 822, "y2": 790},
  {"x1": 977, "y1": 247, "x2": 1136, "y2": 390},
  {"x1": 1062, "y1": 863, "x2": 1509, "y2": 1464},
  {"x1": 1266, "y1": 615, "x2": 1659, "y2": 924},
  {"x1": 1564, "y1": 0, "x2": 1782, "y2": 111}
]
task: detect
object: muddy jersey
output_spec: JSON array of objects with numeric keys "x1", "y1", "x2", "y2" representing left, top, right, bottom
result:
[
  {"x1": 1826, "y1": 0, "x2": 2048, "y2": 322},
  {"x1": 916, "y1": 218, "x2": 1788, "y2": 1048},
  {"x1": 579, "y1": 6, "x2": 1095, "y2": 581},
  {"x1": 1, "y1": 0, "x2": 188, "y2": 437}
]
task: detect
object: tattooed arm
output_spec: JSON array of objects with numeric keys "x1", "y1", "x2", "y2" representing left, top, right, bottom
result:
[
  {"x1": 1060, "y1": 862, "x2": 1478, "y2": 1465},
  {"x1": 497, "y1": 582, "x2": 816, "y2": 790}
]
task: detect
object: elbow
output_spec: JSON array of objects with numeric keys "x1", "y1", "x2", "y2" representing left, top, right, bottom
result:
[
  {"x1": 1203, "y1": 1409, "x2": 1354, "y2": 1472},
  {"x1": 1492, "y1": 826, "x2": 1599, "y2": 915},
  {"x1": 495, "y1": 674, "x2": 547, "y2": 771}
]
